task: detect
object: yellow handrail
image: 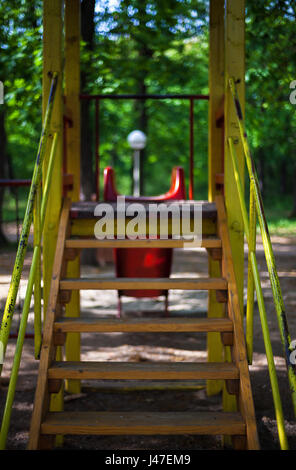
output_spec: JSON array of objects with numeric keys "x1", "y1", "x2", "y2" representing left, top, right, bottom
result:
[
  {"x1": 0, "y1": 73, "x2": 59, "y2": 449},
  {"x1": 227, "y1": 76, "x2": 296, "y2": 449},
  {"x1": 0, "y1": 73, "x2": 58, "y2": 367},
  {"x1": 228, "y1": 137, "x2": 288, "y2": 450}
]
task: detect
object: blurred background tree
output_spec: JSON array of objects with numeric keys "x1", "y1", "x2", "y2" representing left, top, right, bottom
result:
[
  {"x1": 0, "y1": 0, "x2": 296, "y2": 240},
  {"x1": 246, "y1": 1, "x2": 296, "y2": 218}
]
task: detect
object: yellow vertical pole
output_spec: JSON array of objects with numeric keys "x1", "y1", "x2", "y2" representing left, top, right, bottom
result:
[
  {"x1": 207, "y1": 0, "x2": 225, "y2": 396},
  {"x1": 33, "y1": 184, "x2": 42, "y2": 359},
  {"x1": 42, "y1": 0, "x2": 63, "y2": 320},
  {"x1": 42, "y1": 0, "x2": 64, "y2": 440},
  {"x1": 64, "y1": 0, "x2": 81, "y2": 394},
  {"x1": 223, "y1": 0, "x2": 245, "y2": 416},
  {"x1": 224, "y1": 0, "x2": 245, "y2": 313}
]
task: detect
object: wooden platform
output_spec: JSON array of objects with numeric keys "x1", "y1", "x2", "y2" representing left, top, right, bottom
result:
[
  {"x1": 28, "y1": 197, "x2": 259, "y2": 450},
  {"x1": 69, "y1": 200, "x2": 218, "y2": 237},
  {"x1": 70, "y1": 200, "x2": 217, "y2": 220}
]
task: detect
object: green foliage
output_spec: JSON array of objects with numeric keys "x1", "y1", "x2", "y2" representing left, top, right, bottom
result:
[
  {"x1": 245, "y1": 0, "x2": 296, "y2": 212},
  {"x1": 86, "y1": 0, "x2": 209, "y2": 197},
  {"x1": 1, "y1": 0, "x2": 296, "y2": 234},
  {"x1": 0, "y1": 0, "x2": 42, "y2": 179}
]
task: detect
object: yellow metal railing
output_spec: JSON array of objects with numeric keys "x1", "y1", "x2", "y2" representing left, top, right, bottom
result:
[
  {"x1": 227, "y1": 76, "x2": 296, "y2": 450},
  {"x1": 0, "y1": 73, "x2": 59, "y2": 449}
]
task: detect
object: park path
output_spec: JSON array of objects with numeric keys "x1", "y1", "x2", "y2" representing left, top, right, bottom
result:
[{"x1": 0, "y1": 231, "x2": 296, "y2": 449}]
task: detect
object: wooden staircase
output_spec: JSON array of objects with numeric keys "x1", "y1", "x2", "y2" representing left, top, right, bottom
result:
[{"x1": 28, "y1": 196, "x2": 260, "y2": 450}]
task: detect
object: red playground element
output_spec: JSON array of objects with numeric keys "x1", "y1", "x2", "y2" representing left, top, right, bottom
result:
[
  {"x1": 104, "y1": 166, "x2": 186, "y2": 203},
  {"x1": 103, "y1": 166, "x2": 187, "y2": 315}
]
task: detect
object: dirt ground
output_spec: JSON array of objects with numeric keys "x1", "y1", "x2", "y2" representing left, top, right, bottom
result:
[{"x1": 0, "y1": 223, "x2": 296, "y2": 451}]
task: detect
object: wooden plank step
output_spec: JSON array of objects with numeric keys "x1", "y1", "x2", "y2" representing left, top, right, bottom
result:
[
  {"x1": 48, "y1": 361, "x2": 239, "y2": 380},
  {"x1": 81, "y1": 380, "x2": 205, "y2": 392},
  {"x1": 70, "y1": 200, "x2": 218, "y2": 220},
  {"x1": 59, "y1": 277, "x2": 227, "y2": 291},
  {"x1": 65, "y1": 237, "x2": 222, "y2": 249},
  {"x1": 41, "y1": 411, "x2": 245, "y2": 436},
  {"x1": 71, "y1": 217, "x2": 217, "y2": 238},
  {"x1": 54, "y1": 316, "x2": 233, "y2": 333}
]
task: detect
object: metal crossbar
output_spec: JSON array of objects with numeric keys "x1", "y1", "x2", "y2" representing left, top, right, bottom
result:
[
  {"x1": 79, "y1": 93, "x2": 209, "y2": 201},
  {"x1": 0, "y1": 73, "x2": 59, "y2": 449},
  {"x1": 228, "y1": 76, "x2": 296, "y2": 450}
]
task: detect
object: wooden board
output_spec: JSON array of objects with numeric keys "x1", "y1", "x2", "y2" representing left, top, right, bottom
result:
[
  {"x1": 81, "y1": 380, "x2": 205, "y2": 392},
  {"x1": 65, "y1": 237, "x2": 222, "y2": 249},
  {"x1": 59, "y1": 277, "x2": 227, "y2": 291},
  {"x1": 216, "y1": 195, "x2": 260, "y2": 450},
  {"x1": 41, "y1": 411, "x2": 245, "y2": 436},
  {"x1": 70, "y1": 200, "x2": 218, "y2": 220},
  {"x1": 28, "y1": 199, "x2": 71, "y2": 450},
  {"x1": 70, "y1": 217, "x2": 217, "y2": 237},
  {"x1": 48, "y1": 361, "x2": 239, "y2": 380},
  {"x1": 54, "y1": 316, "x2": 233, "y2": 333}
]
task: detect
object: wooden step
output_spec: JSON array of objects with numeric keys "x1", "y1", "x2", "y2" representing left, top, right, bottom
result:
[
  {"x1": 65, "y1": 236, "x2": 222, "y2": 249},
  {"x1": 41, "y1": 411, "x2": 245, "y2": 436},
  {"x1": 59, "y1": 277, "x2": 227, "y2": 291},
  {"x1": 81, "y1": 380, "x2": 205, "y2": 392},
  {"x1": 70, "y1": 200, "x2": 218, "y2": 221},
  {"x1": 48, "y1": 361, "x2": 239, "y2": 380},
  {"x1": 54, "y1": 316, "x2": 233, "y2": 333}
]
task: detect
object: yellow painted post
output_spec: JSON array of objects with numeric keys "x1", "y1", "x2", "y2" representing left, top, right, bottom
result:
[
  {"x1": 64, "y1": 0, "x2": 81, "y2": 394},
  {"x1": 42, "y1": 0, "x2": 64, "y2": 441},
  {"x1": 223, "y1": 0, "x2": 245, "y2": 416},
  {"x1": 42, "y1": 0, "x2": 63, "y2": 328},
  {"x1": 224, "y1": 0, "x2": 245, "y2": 313},
  {"x1": 207, "y1": 0, "x2": 225, "y2": 396}
]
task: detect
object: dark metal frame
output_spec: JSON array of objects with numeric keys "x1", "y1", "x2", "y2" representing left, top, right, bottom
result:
[{"x1": 80, "y1": 93, "x2": 210, "y2": 200}]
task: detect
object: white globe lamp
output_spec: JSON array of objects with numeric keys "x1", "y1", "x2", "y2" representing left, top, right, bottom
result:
[{"x1": 127, "y1": 130, "x2": 147, "y2": 196}]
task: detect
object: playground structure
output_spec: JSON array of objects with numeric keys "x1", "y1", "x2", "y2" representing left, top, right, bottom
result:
[{"x1": 0, "y1": 0, "x2": 295, "y2": 451}]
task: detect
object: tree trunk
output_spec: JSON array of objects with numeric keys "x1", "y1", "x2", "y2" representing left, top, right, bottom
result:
[
  {"x1": 290, "y1": 160, "x2": 296, "y2": 218},
  {"x1": 80, "y1": 0, "x2": 98, "y2": 266},
  {"x1": 280, "y1": 159, "x2": 287, "y2": 195},
  {"x1": 257, "y1": 149, "x2": 265, "y2": 200},
  {"x1": 134, "y1": 81, "x2": 148, "y2": 195},
  {"x1": 80, "y1": 0, "x2": 95, "y2": 201},
  {"x1": 131, "y1": 1, "x2": 153, "y2": 196},
  {"x1": 0, "y1": 109, "x2": 8, "y2": 244}
]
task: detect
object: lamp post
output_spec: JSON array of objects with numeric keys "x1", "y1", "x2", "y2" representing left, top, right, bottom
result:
[{"x1": 127, "y1": 130, "x2": 147, "y2": 197}]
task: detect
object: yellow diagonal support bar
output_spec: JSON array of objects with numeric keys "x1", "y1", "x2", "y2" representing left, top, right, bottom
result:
[
  {"x1": 0, "y1": 73, "x2": 58, "y2": 373},
  {"x1": 229, "y1": 77, "x2": 296, "y2": 418},
  {"x1": 246, "y1": 182, "x2": 256, "y2": 364},
  {"x1": 33, "y1": 180, "x2": 42, "y2": 360},
  {"x1": 228, "y1": 137, "x2": 254, "y2": 364},
  {"x1": 0, "y1": 132, "x2": 59, "y2": 450},
  {"x1": 228, "y1": 137, "x2": 288, "y2": 449},
  {"x1": 33, "y1": 131, "x2": 59, "y2": 360}
]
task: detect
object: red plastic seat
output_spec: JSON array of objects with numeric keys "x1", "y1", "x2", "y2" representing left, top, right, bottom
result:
[
  {"x1": 103, "y1": 166, "x2": 186, "y2": 202},
  {"x1": 103, "y1": 166, "x2": 187, "y2": 315}
]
